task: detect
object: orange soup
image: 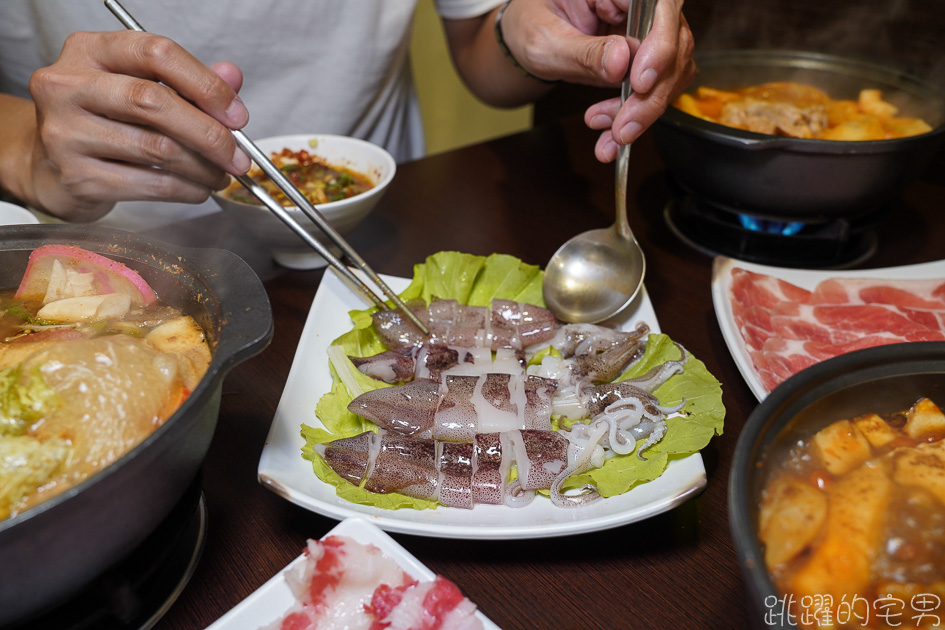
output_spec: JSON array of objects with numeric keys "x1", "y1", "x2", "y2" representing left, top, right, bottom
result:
[
  {"x1": 759, "y1": 397, "x2": 945, "y2": 628},
  {"x1": 222, "y1": 147, "x2": 374, "y2": 206},
  {"x1": 674, "y1": 81, "x2": 933, "y2": 140}
]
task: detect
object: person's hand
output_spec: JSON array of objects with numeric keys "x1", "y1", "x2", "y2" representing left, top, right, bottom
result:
[
  {"x1": 24, "y1": 30, "x2": 250, "y2": 221},
  {"x1": 498, "y1": 0, "x2": 695, "y2": 162}
]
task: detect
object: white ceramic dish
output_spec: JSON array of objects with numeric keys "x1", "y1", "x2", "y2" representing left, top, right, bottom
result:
[
  {"x1": 0, "y1": 201, "x2": 39, "y2": 226},
  {"x1": 211, "y1": 134, "x2": 395, "y2": 270},
  {"x1": 205, "y1": 517, "x2": 501, "y2": 630},
  {"x1": 711, "y1": 255, "x2": 945, "y2": 401},
  {"x1": 258, "y1": 269, "x2": 707, "y2": 540}
]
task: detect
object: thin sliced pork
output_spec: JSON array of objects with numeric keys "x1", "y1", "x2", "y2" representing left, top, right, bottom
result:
[
  {"x1": 809, "y1": 277, "x2": 945, "y2": 310},
  {"x1": 729, "y1": 269, "x2": 945, "y2": 393}
]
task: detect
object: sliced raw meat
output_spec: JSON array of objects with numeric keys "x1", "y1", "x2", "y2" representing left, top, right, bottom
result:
[
  {"x1": 769, "y1": 303, "x2": 945, "y2": 344},
  {"x1": 274, "y1": 535, "x2": 412, "y2": 629},
  {"x1": 730, "y1": 268, "x2": 812, "y2": 310},
  {"x1": 749, "y1": 332, "x2": 922, "y2": 392},
  {"x1": 735, "y1": 305, "x2": 776, "y2": 352},
  {"x1": 750, "y1": 339, "x2": 819, "y2": 392},
  {"x1": 366, "y1": 575, "x2": 483, "y2": 630},
  {"x1": 268, "y1": 535, "x2": 484, "y2": 630},
  {"x1": 728, "y1": 268, "x2": 945, "y2": 393},
  {"x1": 809, "y1": 277, "x2": 945, "y2": 310}
]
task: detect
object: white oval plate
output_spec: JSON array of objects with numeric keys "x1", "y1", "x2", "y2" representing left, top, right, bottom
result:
[
  {"x1": 711, "y1": 255, "x2": 945, "y2": 401},
  {"x1": 257, "y1": 269, "x2": 707, "y2": 540}
]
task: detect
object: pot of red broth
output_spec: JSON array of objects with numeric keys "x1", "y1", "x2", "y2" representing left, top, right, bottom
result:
[
  {"x1": 0, "y1": 224, "x2": 272, "y2": 626},
  {"x1": 729, "y1": 341, "x2": 945, "y2": 629}
]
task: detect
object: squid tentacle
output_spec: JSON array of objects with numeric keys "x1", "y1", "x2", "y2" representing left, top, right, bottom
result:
[
  {"x1": 504, "y1": 479, "x2": 537, "y2": 508},
  {"x1": 546, "y1": 321, "x2": 650, "y2": 384},
  {"x1": 621, "y1": 343, "x2": 689, "y2": 393},
  {"x1": 549, "y1": 419, "x2": 609, "y2": 508}
]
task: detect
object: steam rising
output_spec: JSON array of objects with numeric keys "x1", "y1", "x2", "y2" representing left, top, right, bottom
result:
[{"x1": 686, "y1": 0, "x2": 945, "y2": 89}]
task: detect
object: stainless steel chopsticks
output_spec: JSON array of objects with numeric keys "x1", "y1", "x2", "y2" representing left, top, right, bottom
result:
[{"x1": 104, "y1": 0, "x2": 430, "y2": 335}]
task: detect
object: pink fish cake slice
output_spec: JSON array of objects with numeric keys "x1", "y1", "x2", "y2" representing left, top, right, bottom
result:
[{"x1": 15, "y1": 244, "x2": 157, "y2": 306}]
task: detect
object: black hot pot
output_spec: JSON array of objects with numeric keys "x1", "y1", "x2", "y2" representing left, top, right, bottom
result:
[
  {"x1": 0, "y1": 224, "x2": 273, "y2": 626},
  {"x1": 729, "y1": 341, "x2": 945, "y2": 628},
  {"x1": 653, "y1": 50, "x2": 945, "y2": 222}
]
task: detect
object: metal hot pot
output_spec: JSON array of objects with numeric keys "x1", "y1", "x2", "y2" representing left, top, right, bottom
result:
[
  {"x1": 0, "y1": 224, "x2": 273, "y2": 626},
  {"x1": 653, "y1": 49, "x2": 945, "y2": 222}
]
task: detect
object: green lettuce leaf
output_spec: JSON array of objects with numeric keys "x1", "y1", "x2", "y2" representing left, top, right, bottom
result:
[
  {"x1": 301, "y1": 251, "x2": 724, "y2": 509},
  {"x1": 581, "y1": 336, "x2": 724, "y2": 497}
]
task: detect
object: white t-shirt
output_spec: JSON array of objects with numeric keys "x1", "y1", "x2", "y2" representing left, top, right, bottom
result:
[{"x1": 0, "y1": 0, "x2": 502, "y2": 230}]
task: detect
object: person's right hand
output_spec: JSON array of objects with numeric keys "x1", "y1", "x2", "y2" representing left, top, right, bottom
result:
[
  {"x1": 582, "y1": 0, "x2": 696, "y2": 162},
  {"x1": 496, "y1": 0, "x2": 696, "y2": 163},
  {"x1": 24, "y1": 30, "x2": 250, "y2": 222}
]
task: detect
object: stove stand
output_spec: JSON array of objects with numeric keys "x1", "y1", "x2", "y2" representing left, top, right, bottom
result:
[
  {"x1": 12, "y1": 475, "x2": 207, "y2": 630},
  {"x1": 663, "y1": 187, "x2": 885, "y2": 269}
]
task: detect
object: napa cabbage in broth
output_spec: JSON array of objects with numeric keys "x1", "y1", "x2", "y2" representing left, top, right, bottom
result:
[{"x1": 0, "y1": 246, "x2": 212, "y2": 520}]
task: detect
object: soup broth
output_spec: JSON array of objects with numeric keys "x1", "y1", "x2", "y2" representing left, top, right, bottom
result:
[
  {"x1": 0, "y1": 247, "x2": 212, "y2": 520},
  {"x1": 675, "y1": 81, "x2": 933, "y2": 140},
  {"x1": 222, "y1": 147, "x2": 375, "y2": 206},
  {"x1": 759, "y1": 397, "x2": 945, "y2": 628}
]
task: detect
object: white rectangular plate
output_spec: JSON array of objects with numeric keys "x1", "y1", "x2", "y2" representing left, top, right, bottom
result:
[
  {"x1": 712, "y1": 256, "x2": 945, "y2": 401},
  {"x1": 205, "y1": 517, "x2": 501, "y2": 630},
  {"x1": 257, "y1": 269, "x2": 707, "y2": 540}
]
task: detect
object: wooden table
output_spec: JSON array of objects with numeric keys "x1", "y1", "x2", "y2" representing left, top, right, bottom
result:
[{"x1": 151, "y1": 114, "x2": 945, "y2": 630}]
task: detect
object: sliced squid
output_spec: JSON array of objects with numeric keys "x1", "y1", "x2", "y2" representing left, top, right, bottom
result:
[
  {"x1": 347, "y1": 374, "x2": 559, "y2": 439},
  {"x1": 352, "y1": 321, "x2": 650, "y2": 387},
  {"x1": 320, "y1": 429, "x2": 571, "y2": 508},
  {"x1": 327, "y1": 294, "x2": 691, "y2": 510},
  {"x1": 371, "y1": 298, "x2": 558, "y2": 351},
  {"x1": 349, "y1": 344, "x2": 517, "y2": 385},
  {"x1": 322, "y1": 383, "x2": 686, "y2": 511},
  {"x1": 347, "y1": 343, "x2": 687, "y2": 445}
]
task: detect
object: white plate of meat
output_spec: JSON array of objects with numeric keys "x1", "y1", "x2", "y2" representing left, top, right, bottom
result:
[
  {"x1": 258, "y1": 266, "x2": 711, "y2": 540},
  {"x1": 206, "y1": 517, "x2": 500, "y2": 629},
  {"x1": 712, "y1": 256, "x2": 945, "y2": 400}
]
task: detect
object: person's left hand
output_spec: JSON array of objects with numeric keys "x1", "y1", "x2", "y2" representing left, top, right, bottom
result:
[{"x1": 499, "y1": 0, "x2": 695, "y2": 162}]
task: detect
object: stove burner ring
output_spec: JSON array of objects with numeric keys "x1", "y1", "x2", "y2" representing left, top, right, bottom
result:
[{"x1": 664, "y1": 192, "x2": 883, "y2": 269}]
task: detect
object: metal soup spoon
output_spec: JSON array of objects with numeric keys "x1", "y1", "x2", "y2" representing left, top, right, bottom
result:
[{"x1": 542, "y1": 0, "x2": 655, "y2": 323}]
